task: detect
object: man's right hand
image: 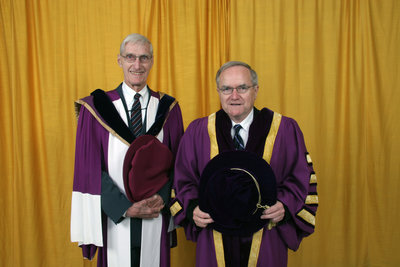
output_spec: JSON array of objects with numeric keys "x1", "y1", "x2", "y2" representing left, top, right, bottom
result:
[
  {"x1": 193, "y1": 205, "x2": 214, "y2": 228},
  {"x1": 126, "y1": 194, "x2": 164, "y2": 219}
]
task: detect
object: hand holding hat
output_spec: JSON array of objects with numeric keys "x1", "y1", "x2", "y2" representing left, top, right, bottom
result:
[
  {"x1": 126, "y1": 194, "x2": 165, "y2": 219},
  {"x1": 199, "y1": 151, "x2": 277, "y2": 236},
  {"x1": 193, "y1": 205, "x2": 214, "y2": 228},
  {"x1": 260, "y1": 200, "x2": 286, "y2": 230}
]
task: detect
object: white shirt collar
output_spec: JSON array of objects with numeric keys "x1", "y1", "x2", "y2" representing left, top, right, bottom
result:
[
  {"x1": 122, "y1": 82, "x2": 149, "y2": 109},
  {"x1": 230, "y1": 109, "x2": 254, "y2": 145},
  {"x1": 231, "y1": 109, "x2": 254, "y2": 132}
]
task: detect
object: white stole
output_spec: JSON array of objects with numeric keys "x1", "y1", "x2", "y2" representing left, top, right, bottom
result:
[{"x1": 107, "y1": 95, "x2": 163, "y2": 267}]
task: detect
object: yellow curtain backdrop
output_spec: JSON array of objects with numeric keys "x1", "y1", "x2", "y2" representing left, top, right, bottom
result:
[{"x1": 1, "y1": 0, "x2": 399, "y2": 266}]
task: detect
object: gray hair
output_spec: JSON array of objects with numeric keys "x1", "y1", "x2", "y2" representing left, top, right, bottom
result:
[
  {"x1": 215, "y1": 61, "x2": 258, "y2": 87},
  {"x1": 120, "y1": 33, "x2": 153, "y2": 56}
]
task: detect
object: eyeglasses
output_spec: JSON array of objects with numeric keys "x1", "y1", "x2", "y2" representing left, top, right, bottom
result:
[
  {"x1": 121, "y1": 54, "x2": 152, "y2": 63},
  {"x1": 218, "y1": 85, "x2": 255, "y2": 95}
]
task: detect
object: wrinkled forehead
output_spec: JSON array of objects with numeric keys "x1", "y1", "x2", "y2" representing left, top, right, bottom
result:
[
  {"x1": 219, "y1": 66, "x2": 252, "y2": 87},
  {"x1": 123, "y1": 41, "x2": 152, "y2": 55}
]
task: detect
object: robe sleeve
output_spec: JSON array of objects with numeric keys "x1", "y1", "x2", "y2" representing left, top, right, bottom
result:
[
  {"x1": 161, "y1": 102, "x2": 184, "y2": 156},
  {"x1": 101, "y1": 171, "x2": 132, "y2": 224},
  {"x1": 158, "y1": 177, "x2": 173, "y2": 210},
  {"x1": 271, "y1": 117, "x2": 318, "y2": 251},
  {"x1": 171, "y1": 118, "x2": 210, "y2": 241},
  {"x1": 70, "y1": 103, "x2": 105, "y2": 259},
  {"x1": 158, "y1": 101, "x2": 184, "y2": 212}
]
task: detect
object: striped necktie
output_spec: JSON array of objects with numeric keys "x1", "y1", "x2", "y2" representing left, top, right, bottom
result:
[
  {"x1": 233, "y1": 124, "x2": 245, "y2": 150},
  {"x1": 130, "y1": 93, "x2": 143, "y2": 137}
]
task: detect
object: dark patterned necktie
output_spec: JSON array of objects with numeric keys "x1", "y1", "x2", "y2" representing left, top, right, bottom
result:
[
  {"x1": 233, "y1": 124, "x2": 245, "y2": 150},
  {"x1": 130, "y1": 93, "x2": 143, "y2": 136}
]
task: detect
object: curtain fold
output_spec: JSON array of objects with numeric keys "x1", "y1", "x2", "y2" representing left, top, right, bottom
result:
[{"x1": 1, "y1": 0, "x2": 399, "y2": 266}]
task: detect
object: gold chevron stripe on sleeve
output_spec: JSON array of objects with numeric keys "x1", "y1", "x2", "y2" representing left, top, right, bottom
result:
[
  {"x1": 297, "y1": 209, "x2": 316, "y2": 226},
  {"x1": 305, "y1": 195, "x2": 319, "y2": 205},
  {"x1": 170, "y1": 189, "x2": 176, "y2": 199},
  {"x1": 310, "y1": 173, "x2": 317, "y2": 184},
  {"x1": 170, "y1": 201, "x2": 182, "y2": 217},
  {"x1": 306, "y1": 153, "x2": 313, "y2": 164}
]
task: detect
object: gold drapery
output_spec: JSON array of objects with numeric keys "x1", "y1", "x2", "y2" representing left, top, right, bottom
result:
[{"x1": 1, "y1": 0, "x2": 399, "y2": 266}]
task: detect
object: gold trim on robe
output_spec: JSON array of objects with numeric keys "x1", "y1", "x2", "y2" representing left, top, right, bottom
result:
[
  {"x1": 170, "y1": 201, "x2": 182, "y2": 217},
  {"x1": 213, "y1": 231, "x2": 226, "y2": 266},
  {"x1": 263, "y1": 112, "x2": 282, "y2": 163},
  {"x1": 208, "y1": 113, "x2": 218, "y2": 159},
  {"x1": 75, "y1": 100, "x2": 130, "y2": 146},
  {"x1": 310, "y1": 173, "x2": 317, "y2": 184},
  {"x1": 75, "y1": 93, "x2": 178, "y2": 147},
  {"x1": 306, "y1": 153, "x2": 313, "y2": 165},
  {"x1": 305, "y1": 195, "x2": 319, "y2": 205},
  {"x1": 297, "y1": 209, "x2": 316, "y2": 226},
  {"x1": 247, "y1": 229, "x2": 264, "y2": 266}
]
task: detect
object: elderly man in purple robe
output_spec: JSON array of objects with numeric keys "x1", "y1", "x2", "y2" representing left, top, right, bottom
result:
[
  {"x1": 170, "y1": 61, "x2": 318, "y2": 267},
  {"x1": 71, "y1": 33, "x2": 184, "y2": 267}
]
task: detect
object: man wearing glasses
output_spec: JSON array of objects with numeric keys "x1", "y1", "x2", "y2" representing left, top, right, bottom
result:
[
  {"x1": 71, "y1": 33, "x2": 184, "y2": 267},
  {"x1": 171, "y1": 61, "x2": 318, "y2": 266}
]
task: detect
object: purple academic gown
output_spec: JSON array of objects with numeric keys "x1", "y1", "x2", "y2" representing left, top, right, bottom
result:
[
  {"x1": 71, "y1": 86, "x2": 184, "y2": 267},
  {"x1": 172, "y1": 108, "x2": 318, "y2": 267}
]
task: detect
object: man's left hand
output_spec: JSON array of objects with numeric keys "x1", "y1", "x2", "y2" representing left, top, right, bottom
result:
[{"x1": 261, "y1": 201, "x2": 285, "y2": 224}]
